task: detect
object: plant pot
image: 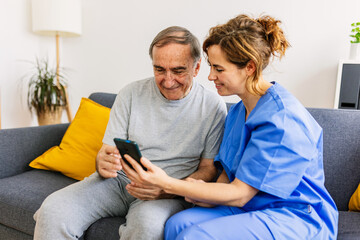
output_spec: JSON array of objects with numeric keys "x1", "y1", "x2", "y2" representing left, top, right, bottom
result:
[
  {"x1": 37, "y1": 107, "x2": 63, "y2": 126},
  {"x1": 349, "y1": 43, "x2": 360, "y2": 60}
]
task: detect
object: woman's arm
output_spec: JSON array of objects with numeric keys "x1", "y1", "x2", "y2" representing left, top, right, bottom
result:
[
  {"x1": 164, "y1": 173, "x2": 258, "y2": 207},
  {"x1": 122, "y1": 156, "x2": 259, "y2": 207},
  {"x1": 184, "y1": 169, "x2": 230, "y2": 207},
  {"x1": 124, "y1": 157, "x2": 217, "y2": 200}
]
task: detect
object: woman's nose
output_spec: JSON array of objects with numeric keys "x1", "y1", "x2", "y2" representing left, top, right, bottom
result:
[{"x1": 208, "y1": 69, "x2": 216, "y2": 81}]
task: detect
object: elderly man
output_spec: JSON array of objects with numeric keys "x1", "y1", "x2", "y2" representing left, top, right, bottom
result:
[{"x1": 33, "y1": 26, "x2": 227, "y2": 240}]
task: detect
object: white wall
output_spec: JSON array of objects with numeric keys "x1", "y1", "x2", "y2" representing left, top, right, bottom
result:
[{"x1": 1, "y1": 0, "x2": 360, "y2": 129}]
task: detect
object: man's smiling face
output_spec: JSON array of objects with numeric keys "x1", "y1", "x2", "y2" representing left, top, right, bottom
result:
[{"x1": 152, "y1": 43, "x2": 200, "y2": 100}]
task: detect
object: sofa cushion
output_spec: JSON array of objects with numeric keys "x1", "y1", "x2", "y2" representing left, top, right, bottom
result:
[
  {"x1": 349, "y1": 183, "x2": 360, "y2": 211},
  {"x1": 307, "y1": 108, "x2": 360, "y2": 211},
  {"x1": 0, "y1": 123, "x2": 68, "y2": 179},
  {"x1": 29, "y1": 98, "x2": 111, "y2": 180},
  {"x1": 0, "y1": 169, "x2": 76, "y2": 235},
  {"x1": 0, "y1": 223, "x2": 32, "y2": 240},
  {"x1": 338, "y1": 211, "x2": 360, "y2": 239},
  {"x1": 84, "y1": 217, "x2": 125, "y2": 240},
  {"x1": 88, "y1": 92, "x2": 117, "y2": 108}
]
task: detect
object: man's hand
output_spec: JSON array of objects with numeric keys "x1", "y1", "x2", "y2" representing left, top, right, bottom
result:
[
  {"x1": 126, "y1": 182, "x2": 175, "y2": 200},
  {"x1": 96, "y1": 144, "x2": 121, "y2": 178}
]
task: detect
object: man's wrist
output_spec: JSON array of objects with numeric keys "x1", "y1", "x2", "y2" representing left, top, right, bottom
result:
[{"x1": 159, "y1": 190, "x2": 177, "y2": 199}]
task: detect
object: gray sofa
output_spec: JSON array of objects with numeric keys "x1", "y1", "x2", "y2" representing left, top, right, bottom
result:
[{"x1": 0, "y1": 92, "x2": 360, "y2": 239}]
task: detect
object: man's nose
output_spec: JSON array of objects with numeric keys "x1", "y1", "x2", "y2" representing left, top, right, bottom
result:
[{"x1": 163, "y1": 72, "x2": 175, "y2": 87}]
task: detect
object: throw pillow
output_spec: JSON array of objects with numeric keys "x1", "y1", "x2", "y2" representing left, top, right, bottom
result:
[
  {"x1": 29, "y1": 98, "x2": 111, "y2": 180},
  {"x1": 349, "y1": 183, "x2": 360, "y2": 211}
]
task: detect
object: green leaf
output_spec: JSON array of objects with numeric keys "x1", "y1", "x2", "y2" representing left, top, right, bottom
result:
[{"x1": 25, "y1": 57, "x2": 68, "y2": 114}]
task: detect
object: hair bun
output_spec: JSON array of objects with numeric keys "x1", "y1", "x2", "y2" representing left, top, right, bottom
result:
[{"x1": 256, "y1": 15, "x2": 290, "y2": 58}]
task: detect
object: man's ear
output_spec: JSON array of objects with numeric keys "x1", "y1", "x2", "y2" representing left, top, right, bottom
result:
[
  {"x1": 246, "y1": 60, "x2": 256, "y2": 76},
  {"x1": 193, "y1": 58, "x2": 201, "y2": 77}
]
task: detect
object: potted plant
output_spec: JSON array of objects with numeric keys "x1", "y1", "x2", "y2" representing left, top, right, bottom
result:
[
  {"x1": 349, "y1": 22, "x2": 360, "y2": 60},
  {"x1": 27, "y1": 58, "x2": 67, "y2": 125}
]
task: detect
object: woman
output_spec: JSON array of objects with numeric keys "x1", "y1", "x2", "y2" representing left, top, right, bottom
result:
[{"x1": 121, "y1": 14, "x2": 338, "y2": 239}]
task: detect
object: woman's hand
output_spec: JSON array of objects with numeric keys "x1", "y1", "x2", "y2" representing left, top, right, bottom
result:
[{"x1": 121, "y1": 154, "x2": 172, "y2": 190}]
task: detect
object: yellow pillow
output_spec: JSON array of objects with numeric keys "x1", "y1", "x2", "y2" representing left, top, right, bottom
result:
[
  {"x1": 29, "y1": 98, "x2": 111, "y2": 180},
  {"x1": 349, "y1": 183, "x2": 360, "y2": 211}
]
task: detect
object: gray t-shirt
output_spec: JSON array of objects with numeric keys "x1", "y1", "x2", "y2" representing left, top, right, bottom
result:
[{"x1": 103, "y1": 77, "x2": 227, "y2": 179}]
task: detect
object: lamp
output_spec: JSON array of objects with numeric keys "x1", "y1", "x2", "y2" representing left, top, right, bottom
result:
[{"x1": 31, "y1": 0, "x2": 82, "y2": 122}]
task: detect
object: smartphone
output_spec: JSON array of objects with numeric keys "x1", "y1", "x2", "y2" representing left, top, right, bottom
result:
[{"x1": 113, "y1": 138, "x2": 146, "y2": 170}]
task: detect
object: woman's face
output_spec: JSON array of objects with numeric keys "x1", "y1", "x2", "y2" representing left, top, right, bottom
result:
[{"x1": 207, "y1": 45, "x2": 250, "y2": 97}]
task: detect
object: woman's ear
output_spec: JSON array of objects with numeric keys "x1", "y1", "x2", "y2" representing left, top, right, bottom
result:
[{"x1": 245, "y1": 60, "x2": 256, "y2": 76}]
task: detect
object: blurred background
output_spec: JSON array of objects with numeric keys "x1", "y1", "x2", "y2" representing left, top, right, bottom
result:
[{"x1": 1, "y1": 0, "x2": 360, "y2": 128}]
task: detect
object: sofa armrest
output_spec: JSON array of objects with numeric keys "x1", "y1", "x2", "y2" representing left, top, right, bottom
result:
[{"x1": 0, "y1": 123, "x2": 69, "y2": 179}]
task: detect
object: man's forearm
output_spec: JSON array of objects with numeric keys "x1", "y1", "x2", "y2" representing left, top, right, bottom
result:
[{"x1": 186, "y1": 164, "x2": 217, "y2": 182}]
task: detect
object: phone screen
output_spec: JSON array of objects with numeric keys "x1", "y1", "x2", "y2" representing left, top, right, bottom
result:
[{"x1": 113, "y1": 138, "x2": 146, "y2": 170}]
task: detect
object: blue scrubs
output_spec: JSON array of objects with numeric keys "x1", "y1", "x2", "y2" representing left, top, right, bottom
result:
[{"x1": 165, "y1": 82, "x2": 338, "y2": 240}]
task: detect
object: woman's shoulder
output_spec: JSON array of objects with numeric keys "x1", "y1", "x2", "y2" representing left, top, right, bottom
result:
[
  {"x1": 254, "y1": 82, "x2": 309, "y2": 119},
  {"x1": 249, "y1": 82, "x2": 322, "y2": 141}
]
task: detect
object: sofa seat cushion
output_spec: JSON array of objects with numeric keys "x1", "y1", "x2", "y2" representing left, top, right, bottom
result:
[
  {"x1": 84, "y1": 217, "x2": 126, "y2": 240},
  {"x1": 0, "y1": 169, "x2": 76, "y2": 235},
  {"x1": 0, "y1": 223, "x2": 32, "y2": 240},
  {"x1": 338, "y1": 211, "x2": 360, "y2": 239}
]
